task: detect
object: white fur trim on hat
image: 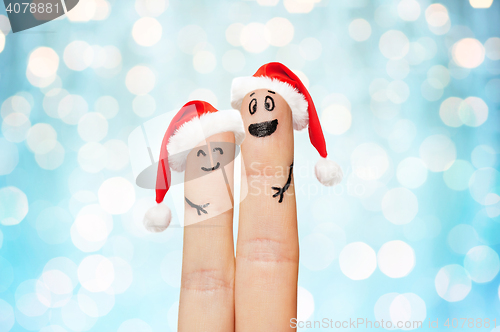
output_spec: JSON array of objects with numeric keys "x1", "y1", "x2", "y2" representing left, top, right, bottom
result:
[
  {"x1": 231, "y1": 76, "x2": 309, "y2": 131},
  {"x1": 315, "y1": 157, "x2": 343, "y2": 186},
  {"x1": 167, "y1": 109, "x2": 245, "y2": 172},
  {"x1": 143, "y1": 203, "x2": 171, "y2": 232}
]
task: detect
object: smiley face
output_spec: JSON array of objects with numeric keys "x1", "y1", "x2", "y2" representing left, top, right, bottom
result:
[
  {"x1": 245, "y1": 90, "x2": 280, "y2": 138},
  {"x1": 196, "y1": 146, "x2": 223, "y2": 172}
]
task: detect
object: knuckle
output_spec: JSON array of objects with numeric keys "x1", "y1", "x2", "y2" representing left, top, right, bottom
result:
[
  {"x1": 181, "y1": 269, "x2": 234, "y2": 292},
  {"x1": 237, "y1": 237, "x2": 298, "y2": 264}
]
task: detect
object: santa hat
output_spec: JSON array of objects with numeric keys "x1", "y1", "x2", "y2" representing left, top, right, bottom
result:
[
  {"x1": 230, "y1": 62, "x2": 343, "y2": 186},
  {"x1": 143, "y1": 100, "x2": 245, "y2": 232}
]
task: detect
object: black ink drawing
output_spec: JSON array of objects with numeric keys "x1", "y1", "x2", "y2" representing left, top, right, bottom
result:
[
  {"x1": 248, "y1": 91, "x2": 278, "y2": 138},
  {"x1": 185, "y1": 197, "x2": 210, "y2": 215},
  {"x1": 272, "y1": 162, "x2": 293, "y2": 203},
  {"x1": 248, "y1": 119, "x2": 278, "y2": 137},
  {"x1": 197, "y1": 147, "x2": 223, "y2": 172}
]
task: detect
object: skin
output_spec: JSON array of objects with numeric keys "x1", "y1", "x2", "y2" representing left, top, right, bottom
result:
[
  {"x1": 177, "y1": 91, "x2": 298, "y2": 331},
  {"x1": 178, "y1": 131, "x2": 236, "y2": 332},
  {"x1": 235, "y1": 89, "x2": 298, "y2": 331}
]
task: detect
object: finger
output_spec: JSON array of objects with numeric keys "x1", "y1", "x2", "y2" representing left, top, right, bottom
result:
[
  {"x1": 178, "y1": 132, "x2": 236, "y2": 332},
  {"x1": 235, "y1": 89, "x2": 299, "y2": 331}
]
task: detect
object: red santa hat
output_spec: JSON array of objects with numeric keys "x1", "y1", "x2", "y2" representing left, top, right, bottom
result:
[
  {"x1": 230, "y1": 62, "x2": 343, "y2": 186},
  {"x1": 143, "y1": 100, "x2": 245, "y2": 232}
]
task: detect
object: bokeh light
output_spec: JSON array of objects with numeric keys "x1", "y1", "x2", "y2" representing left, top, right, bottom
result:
[{"x1": 339, "y1": 242, "x2": 377, "y2": 280}]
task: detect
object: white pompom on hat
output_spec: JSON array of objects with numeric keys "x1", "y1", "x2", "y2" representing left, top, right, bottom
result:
[
  {"x1": 231, "y1": 62, "x2": 343, "y2": 186},
  {"x1": 142, "y1": 100, "x2": 245, "y2": 232}
]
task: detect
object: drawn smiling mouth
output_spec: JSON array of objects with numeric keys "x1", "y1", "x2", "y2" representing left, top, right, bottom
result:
[
  {"x1": 248, "y1": 119, "x2": 278, "y2": 138},
  {"x1": 201, "y1": 162, "x2": 220, "y2": 172}
]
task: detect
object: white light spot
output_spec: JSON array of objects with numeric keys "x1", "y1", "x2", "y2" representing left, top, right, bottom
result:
[
  {"x1": 78, "y1": 113, "x2": 108, "y2": 142},
  {"x1": 435, "y1": 264, "x2": 471, "y2": 302},
  {"x1": 397, "y1": 0, "x2": 421, "y2": 21},
  {"x1": 0, "y1": 186, "x2": 29, "y2": 226},
  {"x1": 132, "y1": 17, "x2": 162, "y2": 47},
  {"x1": 378, "y1": 240, "x2": 415, "y2": 278},
  {"x1": 485, "y1": 37, "x2": 500, "y2": 60},
  {"x1": 35, "y1": 141, "x2": 65, "y2": 170},
  {"x1": 452, "y1": 38, "x2": 485, "y2": 69},
  {"x1": 98, "y1": 177, "x2": 136, "y2": 215},
  {"x1": 297, "y1": 287, "x2": 314, "y2": 321},
  {"x1": 0, "y1": 299, "x2": 15, "y2": 331},
  {"x1": 104, "y1": 140, "x2": 130, "y2": 171},
  {"x1": 387, "y1": 80, "x2": 410, "y2": 104},
  {"x1": 425, "y1": 3, "x2": 449, "y2": 27},
  {"x1": 126, "y1": 66, "x2": 156, "y2": 95},
  {"x1": 240, "y1": 22, "x2": 270, "y2": 53},
  {"x1": 193, "y1": 51, "x2": 217, "y2": 74},
  {"x1": 135, "y1": 0, "x2": 168, "y2": 17},
  {"x1": 58, "y1": 94, "x2": 89, "y2": 125},
  {"x1": 95, "y1": 96, "x2": 119, "y2": 119},
  {"x1": 28, "y1": 47, "x2": 59, "y2": 78},
  {"x1": 464, "y1": 245, "x2": 500, "y2": 283},
  {"x1": 419, "y1": 134, "x2": 456, "y2": 172},
  {"x1": 1, "y1": 112, "x2": 31, "y2": 143},
  {"x1": 77, "y1": 287, "x2": 114, "y2": 318},
  {"x1": 458, "y1": 97, "x2": 488, "y2": 127},
  {"x1": 266, "y1": 17, "x2": 294, "y2": 47},
  {"x1": 379, "y1": 30, "x2": 409, "y2": 60},
  {"x1": 107, "y1": 257, "x2": 133, "y2": 294},
  {"x1": 26, "y1": 123, "x2": 57, "y2": 154},
  {"x1": 36, "y1": 270, "x2": 74, "y2": 308},
  {"x1": 78, "y1": 255, "x2": 115, "y2": 293},
  {"x1": 389, "y1": 293, "x2": 427, "y2": 329},
  {"x1": 349, "y1": 18, "x2": 372, "y2": 42},
  {"x1": 397, "y1": 157, "x2": 428, "y2": 189},
  {"x1": 439, "y1": 97, "x2": 463, "y2": 127},
  {"x1": 339, "y1": 242, "x2": 377, "y2": 280},
  {"x1": 469, "y1": 167, "x2": 499, "y2": 205},
  {"x1": 469, "y1": 0, "x2": 494, "y2": 8},
  {"x1": 382, "y1": 187, "x2": 418, "y2": 225},
  {"x1": 225, "y1": 23, "x2": 244, "y2": 47},
  {"x1": 321, "y1": 105, "x2": 352, "y2": 135},
  {"x1": 351, "y1": 143, "x2": 389, "y2": 181},
  {"x1": 283, "y1": 0, "x2": 315, "y2": 13},
  {"x1": 64, "y1": 41, "x2": 93, "y2": 71},
  {"x1": 78, "y1": 142, "x2": 108, "y2": 173}
]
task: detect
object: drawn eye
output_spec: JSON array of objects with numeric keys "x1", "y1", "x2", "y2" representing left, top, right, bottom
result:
[
  {"x1": 249, "y1": 98, "x2": 257, "y2": 115},
  {"x1": 265, "y1": 96, "x2": 275, "y2": 112},
  {"x1": 197, "y1": 149, "x2": 206, "y2": 157},
  {"x1": 213, "y1": 147, "x2": 223, "y2": 155}
]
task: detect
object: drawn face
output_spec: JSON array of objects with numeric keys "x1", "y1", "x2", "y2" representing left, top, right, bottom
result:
[
  {"x1": 184, "y1": 132, "x2": 236, "y2": 182},
  {"x1": 243, "y1": 89, "x2": 285, "y2": 138},
  {"x1": 196, "y1": 145, "x2": 223, "y2": 172}
]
